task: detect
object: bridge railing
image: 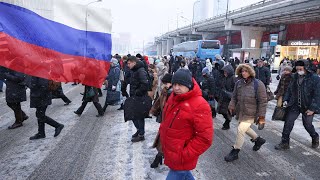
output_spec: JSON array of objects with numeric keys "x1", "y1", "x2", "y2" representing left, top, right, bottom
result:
[{"x1": 158, "y1": 0, "x2": 285, "y2": 39}]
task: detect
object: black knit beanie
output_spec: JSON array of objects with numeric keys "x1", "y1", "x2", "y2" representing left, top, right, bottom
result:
[
  {"x1": 161, "y1": 73, "x2": 173, "y2": 84},
  {"x1": 172, "y1": 69, "x2": 193, "y2": 89}
]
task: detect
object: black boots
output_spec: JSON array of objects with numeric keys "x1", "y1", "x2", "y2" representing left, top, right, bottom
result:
[
  {"x1": 150, "y1": 154, "x2": 163, "y2": 168},
  {"x1": 224, "y1": 147, "x2": 240, "y2": 162},
  {"x1": 8, "y1": 122, "x2": 23, "y2": 129},
  {"x1": 117, "y1": 103, "x2": 124, "y2": 110},
  {"x1": 131, "y1": 134, "x2": 145, "y2": 142},
  {"x1": 312, "y1": 136, "x2": 319, "y2": 149},
  {"x1": 30, "y1": 133, "x2": 46, "y2": 140},
  {"x1": 222, "y1": 120, "x2": 231, "y2": 130},
  {"x1": 54, "y1": 124, "x2": 64, "y2": 137},
  {"x1": 252, "y1": 137, "x2": 266, "y2": 151},
  {"x1": 132, "y1": 131, "x2": 139, "y2": 138},
  {"x1": 275, "y1": 141, "x2": 290, "y2": 150}
]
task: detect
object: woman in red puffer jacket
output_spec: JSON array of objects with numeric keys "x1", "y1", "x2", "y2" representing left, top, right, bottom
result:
[{"x1": 160, "y1": 69, "x2": 213, "y2": 179}]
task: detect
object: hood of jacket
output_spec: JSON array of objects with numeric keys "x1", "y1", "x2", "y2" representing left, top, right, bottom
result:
[
  {"x1": 235, "y1": 63, "x2": 256, "y2": 78},
  {"x1": 222, "y1": 64, "x2": 235, "y2": 77}
]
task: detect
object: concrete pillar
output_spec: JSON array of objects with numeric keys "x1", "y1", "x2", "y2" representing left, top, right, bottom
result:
[
  {"x1": 161, "y1": 40, "x2": 167, "y2": 56},
  {"x1": 173, "y1": 37, "x2": 182, "y2": 45},
  {"x1": 166, "y1": 38, "x2": 174, "y2": 55},
  {"x1": 224, "y1": 19, "x2": 266, "y2": 60},
  {"x1": 241, "y1": 29, "x2": 263, "y2": 59},
  {"x1": 156, "y1": 43, "x2": 162, "y2": 56}
]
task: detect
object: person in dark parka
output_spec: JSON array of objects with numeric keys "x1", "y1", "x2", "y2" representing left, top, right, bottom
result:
[
  {"x1": 255, "y1": 59, "x2": 271, "y2": 87},
  {"x1": 74, "y1": 85, "x2": 104, "y2": 117},
  {"x1": 126, "y1": 56, "x2": 150, "y2": 142},
  {"x1": 29, "y1": 76, "x2": 64, "y2": 140},
  {"x1": 201, "y1": 67, "x2": 217, "y2": 118},
  {"x1": 275, "y1": 60, "x2": 320, "y2": 150},
  {"x1": 218, "y1": 64, "x2": 236, "y2": 130},
  {"x1": 0, "y1": 67, "x2": 28, "y2": 129},
  {"x1": 102, "y1": 58, "x2": 121, "y2": 112}
]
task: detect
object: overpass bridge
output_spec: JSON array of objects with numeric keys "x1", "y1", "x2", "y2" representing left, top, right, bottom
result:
[{"x1": 154, "y1": 0, "x2": 320, "y2": 58}]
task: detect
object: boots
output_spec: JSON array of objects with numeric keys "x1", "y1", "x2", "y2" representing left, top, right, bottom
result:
[
  {"x1": 30, "y1": 119, "x2": 45, "y2": 140},
  {"x1": 8, "y1": 122, "x2": 23, "y2": 129},
  {"x1": 117, "y1": 103, "x2": 124, "y2": 110},
  {"x1": 224, "y1": 147, "x2": 240, "y2": 162},
  {"x1": 222, "y1": 119, "x2": 231, "y2": 130},
  {"x1": 30, "y1": 133, "x2": 46, "y2": 140},
  {"x1": 252, "y1": 137, "x2": 266, "y2": 151},
  {"x1": 150, "y1": 154, "x2": 163, "y2": 168},
  {"x1": 132, "y1": 131, "x2": 139, "y2": 138},
  {"x1": 131, "y1": 134, "x2": 145, "y2": 142},
  {"x1": 54, "y1": 124, "x2": 64, "y2": 137},
  {"x1": 274, "y1": 141, "x2": 290, "y2": 150},
  {"x1": 312, "y1": 136, "x2": 319, "y2": 149}
]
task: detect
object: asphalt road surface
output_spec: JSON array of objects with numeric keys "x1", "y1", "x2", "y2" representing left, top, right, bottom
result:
[{"x1": 0, "y1": 78, "x2": 319, "y2": 180}]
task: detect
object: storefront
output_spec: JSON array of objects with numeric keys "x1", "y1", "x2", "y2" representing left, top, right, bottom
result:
[{"x1": 280, "y1": 40, "x2": 320, "y2": 60}]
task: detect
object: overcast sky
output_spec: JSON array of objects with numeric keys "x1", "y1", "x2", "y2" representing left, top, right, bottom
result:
[{"x1": 75, "y1": 0, "x2": 261, "y2": 44}]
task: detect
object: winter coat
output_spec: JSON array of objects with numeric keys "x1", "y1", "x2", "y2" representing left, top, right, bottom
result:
[
  {"x1": 150, "y1": 87, "x2": 172, "y2": 117},
  {"x1": 284, "y1": 72, "x2": 320, "y2": 114},
  {"x1": 255, "y1": 66, "x2": 271, "y2": 86},
  {"x1": 123, "y1": 61, "x2": 132, "y2": 82},
  {"x1": 52, "y1": 85, "x2": 64, "y2": 99},
  {"x1": 229, "y1": 64, "x2": 268, "y2": 121},
  {"x1": 201, "y1": 75, "x2": 216, "y2": 101},
  {"x1": 218, "y1": 65, "x2": 236, "y2": 115},
  {"x1": 106, "y1": 65, "x2": 120, "y2": 90},
  {"x1": 172, "y1": 57, "x2": 182, "y2": 73},
  {"x1": 148, "y1": 68, "x2": 159, "y2": 100},
  {"x1": 274, "y1": 74, "x2": 292, "y2": 99},
  {"x1": 129, "y1": 61, "x2": 149, "y2": 97},
  {"x1": 29, "y1": 77, "x2": 52, "y2": 108},
  {"x1": 188, "y1": 61, "x2": 204, "y2": 85},
  {"x1": 1, "y1": 68, "x2": 27, "y2": 103},
  {"x1": 160, "y1": 79, "x2": 213, "y2": 171}
]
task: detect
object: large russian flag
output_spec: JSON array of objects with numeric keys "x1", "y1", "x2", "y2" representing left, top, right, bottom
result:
[{"x1": 0, "y1": 0, "x2": 112, "y2": 88}]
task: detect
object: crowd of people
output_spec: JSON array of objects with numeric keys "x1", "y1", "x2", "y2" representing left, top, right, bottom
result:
[{"x1": 1, "y1": 53, "x2": 320, "y2": 179}]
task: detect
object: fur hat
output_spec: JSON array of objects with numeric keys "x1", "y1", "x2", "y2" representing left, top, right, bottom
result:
[{"x1": 235, "y1": 63, "x2": 256, "y2": 78}]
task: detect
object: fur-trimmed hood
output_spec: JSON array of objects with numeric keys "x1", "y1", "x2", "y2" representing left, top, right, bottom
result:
[{"x1": 235, "y1": 63, "x2": 256, "y2": 78}]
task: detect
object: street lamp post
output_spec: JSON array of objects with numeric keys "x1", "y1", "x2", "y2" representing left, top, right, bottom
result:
[
  {"x1": 180, "y1": 16, "x2": 192, "y2": 41},
  {"x1": 85, "y1": 0, "x2": 102, "y2": 59}
]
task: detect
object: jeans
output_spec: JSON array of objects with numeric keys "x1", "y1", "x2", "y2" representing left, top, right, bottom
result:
[
  {"x1": 132, "y1": 119, "x2": 145, "y2": 135},
  {"x1": 282, "y1": 106, "x2": 319, "y2": 143},
  {"x1": 166, "y1": 170, "x2": 195, "y2": 180}
]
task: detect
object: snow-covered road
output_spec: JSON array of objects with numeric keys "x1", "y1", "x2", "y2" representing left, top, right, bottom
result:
[{"x1": 0, "y1": 74, "x2": 319, "y2": 180}]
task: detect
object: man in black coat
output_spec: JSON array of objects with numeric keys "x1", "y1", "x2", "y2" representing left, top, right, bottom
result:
[
  {"x1": 255, "y1": 59, "x2": 271, "y2": 87},
  {"x1": 126, "y1": 56, "x2": 150, "y2": 142},
  {"x1": 0, "y1": 67, "x2": 29, "y2": 129},
  {"x1": 275, "y1": 60, "x2": 320, "y2": 150},
  {"x1": 29, "y1": 76, "x2": 64, "y2": 140}
]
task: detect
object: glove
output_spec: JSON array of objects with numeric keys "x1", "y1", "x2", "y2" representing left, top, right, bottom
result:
[
  {"x1": 256, "y1": 116, "x2": 265, "y2": 130},
  {"x1": 112, "y1": 85, "x2": 116, "y2": 91},
  {"x1": 276, "y1": 75, "x2": 280, "y2": 80},
  {"x1": 283, "y1": 101, "x2": 288, "y2": 107}
]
